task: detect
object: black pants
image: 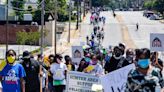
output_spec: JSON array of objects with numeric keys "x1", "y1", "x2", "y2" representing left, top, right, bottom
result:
[{"x1": 53, "y1": 85, "x2": 65, "y2": 92}]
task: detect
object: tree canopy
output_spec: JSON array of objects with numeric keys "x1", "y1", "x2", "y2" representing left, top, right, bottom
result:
[{"x1": 11, "y1": 0, "x2": 26, "y2": 20}]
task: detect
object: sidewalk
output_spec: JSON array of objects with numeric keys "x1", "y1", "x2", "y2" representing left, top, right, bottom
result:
[{"x1": 44, "y1": 14, "x2": 88, "y2": 56}]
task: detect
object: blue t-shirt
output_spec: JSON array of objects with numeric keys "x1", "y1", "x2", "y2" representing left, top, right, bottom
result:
[{"x1": 0, "y1": 63, "x2": 26, "y2": 92}]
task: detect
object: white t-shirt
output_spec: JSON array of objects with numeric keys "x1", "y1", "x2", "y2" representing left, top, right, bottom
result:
[
  {"x1": 88, "y1": 63, "x2": 104, "y2": 76},
  {"x1": 0, "y1": 82, "x2": 2, "y2": 88},
  {"x1": 50, "y1": 63, "x2": 67, "y2": 85}
]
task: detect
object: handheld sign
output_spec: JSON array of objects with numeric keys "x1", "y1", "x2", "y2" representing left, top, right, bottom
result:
[
  {"x1": 72, "y1": 46, "x2": 84, "y2": 63},
  {"x1": 0, "y1": 60, "x2": 7, "y2": 71},
  {"x1": 100, "y1": 64, "x2": 135, "y2": 92},
  {"x1": 150, "y1": 33, "x2": 164, "y2": 51},
  {"x1": 66, "y1": 71, "x2": 101, "y2": 92}
]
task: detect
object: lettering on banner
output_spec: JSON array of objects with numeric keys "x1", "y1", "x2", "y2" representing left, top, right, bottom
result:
[
  {"x1": 110, "y1": 83, "x2": 126, "y2": 92},
  {"x1": 67, "y1": 71, "x2": 100, "y2": 92},
  {"x1": 101, "y1": 64, "x2": 135, "y2": 92}
]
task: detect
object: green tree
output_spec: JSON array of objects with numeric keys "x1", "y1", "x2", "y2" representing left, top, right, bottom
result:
[
  {"x1": 27, "y1": 32, "x2": 41, "y2": 45},
  {"x1": 35, "y1": 0, "x2": 68, "y2": 22},
  {"x1": 154, "y1": 0, "x2": 164, "y2": 15},
  {"x1": 16, "y1": 31, "x2": 28, "y2": 45},
  {"x1": 28, "y1": 5, "x2": 33, "y2": 11},
  {"x1": 144, "y1": 0, "x2": 156, "y2": 10},
  {"x1": 11, "y1": 0, "x2": 26, "y2": 20}
]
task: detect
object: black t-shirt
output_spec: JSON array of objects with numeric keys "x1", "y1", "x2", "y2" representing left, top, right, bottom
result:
[
  {"x1": 104, "y1": 56, "x2": 129, "y2": 73},
  {"x1": 21, "y1": 59, "x2": 40, "y2": 91}
]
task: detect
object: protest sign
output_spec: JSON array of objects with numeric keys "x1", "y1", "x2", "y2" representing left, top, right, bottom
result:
[
  {"x1": 80, "y1": 42, "x2": 85, "y2": 46},
  {"x1": 150, "y1": 33, "x2": 164, "y2": 51},
  {"x1": 66, "y1": 71, "x2": 101, "y2": 92},
  {"x1": 72, "y1": 46, "x2": 84, "y2": 63},
  {"x1": 100, "y1": 64, "x2": 135, "y2": 92}
]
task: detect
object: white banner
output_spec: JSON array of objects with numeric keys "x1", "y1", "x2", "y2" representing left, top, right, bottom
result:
[
  {"x1": 150, "y1": 33, "x2": 164, "y2": 51},
  {"x1": 100, "y1": 64, "x2": 135, "y2": 92},
  {"x1": 72, "y1": 46, "x2": 84, "y2": 63},
  {"x1": 66, "y1": 71, "x2": 101, "y2": 92}
]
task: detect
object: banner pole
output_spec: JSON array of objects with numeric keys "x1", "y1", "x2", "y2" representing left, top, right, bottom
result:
[{"x1": 40, "y1": 65, "x2": 43, "y2": 92}]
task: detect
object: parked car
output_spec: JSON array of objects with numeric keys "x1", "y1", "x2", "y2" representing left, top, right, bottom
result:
[
  {"x1": 149, "y1": 14, "x2": 161, "y2": 20},
  {"x1": 143, "y1": 11, "x2": 154, "y2": 18}
]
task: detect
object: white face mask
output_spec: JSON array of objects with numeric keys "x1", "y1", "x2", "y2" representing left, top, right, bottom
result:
[{"x1": 113, "y1": 55, "x2": 122, "y2": 60}]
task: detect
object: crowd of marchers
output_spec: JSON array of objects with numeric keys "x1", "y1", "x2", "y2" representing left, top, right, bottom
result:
[{"x1": 0, "y1": 8, "x2": 164, "y2": 92}]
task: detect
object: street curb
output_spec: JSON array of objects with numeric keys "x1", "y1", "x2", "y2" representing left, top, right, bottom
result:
[{"x1": 159, "y1": 20, "x2": 164, "y2": 24}]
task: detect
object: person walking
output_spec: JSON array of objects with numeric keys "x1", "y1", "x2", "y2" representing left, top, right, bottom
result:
[
  {"x1": 50, "y1": 54, "x2": 67, "y2": 92},
  {"x1": 125, "y1": 48, "x2": 164, "y2": 92},
  {"x1": 84, "y1": 55, "x2": 104, "y2": 77},
  {"x1": 0, "y1": 49, "x2": 26, "y2": 92},
  {"x1": 136, "y1": 23, "x2": 139, "y2": 31},
  {"x1": 21, "y1": 51, "x2": 40, "y2": 92},
  {"x1": 64, "y1": 55, "x2": 75, "y2": 71}
]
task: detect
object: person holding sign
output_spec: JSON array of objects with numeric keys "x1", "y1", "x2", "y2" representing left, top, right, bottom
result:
[
  {"x1": 125, "y1": 48, "x2": 164, "y2": 92},
  {"x1": 150, "y1": 52, "x2": 163, "y2": 71},
  {"x1": 84, "y1": 55, "x2": 104, "y2": 77},
  {"x1": 50, "y1": 54, "x2": 67, "y2": 92}
]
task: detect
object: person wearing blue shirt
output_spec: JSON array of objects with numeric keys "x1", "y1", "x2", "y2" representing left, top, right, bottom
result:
[{"x1": 0, "y1": 49, "x2": 26, "y2": 92}]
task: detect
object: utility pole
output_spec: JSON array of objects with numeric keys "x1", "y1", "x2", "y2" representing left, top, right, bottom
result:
[
  {"x1": 54, "y1": 0, "x2": 57, "y2": 55},
  {"x1": 40, "y1": 0, "x2": 44, "y2": 55},
  {"x1": 80, "y1": 1, "x2": 82, "y2": 22},
  {"x1": 83, "y1": 0, "x2": 86, "y2": 18},
  {"x1": 68, "y1": 0, "x2": 71, "y2": 43},
  {"x1": 89, "y1": 0, "x2": 92, "y2": 10},
  {"x1": 76, "y1": 0, "x2": 79, "y2": 30},
  {"x1": 6, "y1": 0, "x2": 8, "y2": 52}
]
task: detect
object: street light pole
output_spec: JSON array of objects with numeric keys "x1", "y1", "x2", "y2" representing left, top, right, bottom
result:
[
  {"x1": 68, "y1": 0, "x2": 71, "y2": 43},
  {"x1": 54, "y1": 0, "x2": 57, "y2": 55},
  {"x1": 41, "y1": 0, "x2": 44, "y2": 55},
  {"x1": 76, "y1": 0, "x2": 79, "y2": 30},
  {"x1": 6, "y1": 0, "x2": 9, "y2": 52}
]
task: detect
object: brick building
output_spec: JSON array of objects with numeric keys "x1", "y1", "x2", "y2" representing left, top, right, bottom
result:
[{"x1": 0, "y1": 25, "x2": 39, "y2": 44}]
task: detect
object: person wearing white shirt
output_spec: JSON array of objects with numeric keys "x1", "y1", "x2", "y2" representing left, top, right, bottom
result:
[{"x1": 50, "y1": 54, "x2": 67, "y2": 92}]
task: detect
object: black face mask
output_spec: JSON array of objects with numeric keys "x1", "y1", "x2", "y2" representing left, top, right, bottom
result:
[
  {"x1": 23, "y1": 58, "x2": 31, "y2": 62},
  {"x1": 115, "y1": 52, "x2": 121, "y2": 57}
]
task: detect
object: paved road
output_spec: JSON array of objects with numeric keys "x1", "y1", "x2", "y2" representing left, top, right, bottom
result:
[
  {"x1": 116, "y1": 11, "x2": 164, "y2": 48},
  {"x1": 80, "y1": 11, "x2": 123, "y2": 49},
  {"x1": 101, "y1": 11, "x2": 123, "y2": 48}
]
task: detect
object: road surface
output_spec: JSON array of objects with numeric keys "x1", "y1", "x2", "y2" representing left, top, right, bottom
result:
[{"x1": 116, "y1": 11, "x2": 164, "y2": 48}]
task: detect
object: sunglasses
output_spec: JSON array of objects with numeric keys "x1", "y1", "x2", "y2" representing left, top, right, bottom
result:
[{"x1": 7, "y1": 54, "x2": 15, "y2": 57}]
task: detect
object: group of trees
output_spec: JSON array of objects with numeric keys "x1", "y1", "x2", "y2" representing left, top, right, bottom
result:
[
  {"x1": 11, "y1": 0, "x2": 26, "y2": 20},
  {"x1": 144, "y1": 0, "x2": 164, "y2": 15},
  {"x1": 10, "y1": 0, "x2": 73, "y2": 22},
  {"x1": 16, "y1": 31, "x2": 40, "y2": 45}
]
